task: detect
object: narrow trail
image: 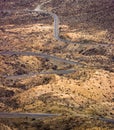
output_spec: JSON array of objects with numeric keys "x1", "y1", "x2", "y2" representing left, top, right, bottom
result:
[
  {"x1": 0, "y1": 51, "x2": 82, "y2": 65},
  {"x1": 0, "y1": 0, "x2": 114, "y2": 122},
  {"x1": 31, "y1": 1, "x2": 114, "y2": 46},
  {"x1": 0, "y1": 0, "x2": 113, "y2": 79},
  {"x1": 0, "y1": 113, "x2": 59, "y2": 118}
]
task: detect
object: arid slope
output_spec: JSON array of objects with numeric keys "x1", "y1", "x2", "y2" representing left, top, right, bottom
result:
[{"x1": 0, "y1": 0, "x2": 114, "y2": 129}]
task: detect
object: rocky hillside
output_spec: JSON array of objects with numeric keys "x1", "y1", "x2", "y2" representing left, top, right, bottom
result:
[{"x1": 0, "y1": 0, "x2": 114, "y2": 129}]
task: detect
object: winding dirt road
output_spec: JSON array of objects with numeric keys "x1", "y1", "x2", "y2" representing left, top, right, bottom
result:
[
  {"x1": 33, "y1": 1, "x2": 114, "y2": 46},
  {"x1": 0, "y1": 0, "x2": 114, "y2": 121}
]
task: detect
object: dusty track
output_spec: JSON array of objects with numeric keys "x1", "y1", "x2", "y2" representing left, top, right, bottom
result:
[
  {"x1": 0, "y1": 0, "x2": 114, "y2": 121},
  {"x1": 0, "y1": 112, "x2": 59, "y2": 118}
]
